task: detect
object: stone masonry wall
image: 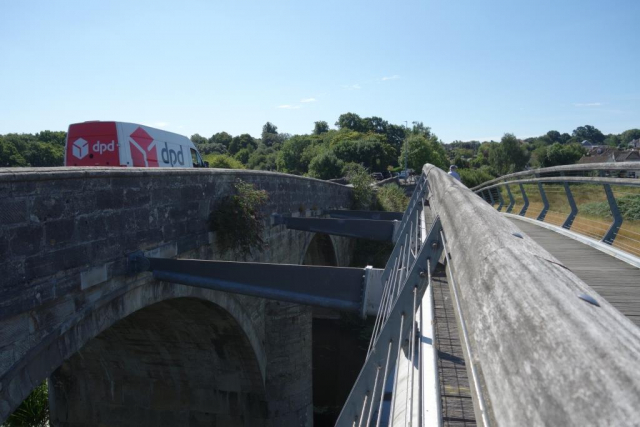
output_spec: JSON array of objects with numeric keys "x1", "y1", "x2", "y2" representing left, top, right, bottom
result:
[{"x1": 0, "y1": 167, "x2": 353, "y2": 426}]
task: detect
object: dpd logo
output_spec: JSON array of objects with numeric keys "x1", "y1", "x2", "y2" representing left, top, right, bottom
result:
[
  {"x1": 161, "y1": 142, "x2": 185, "y2": 166},
  {"x1": 72, "y1": 138, "x2": 89, "y2": 159}
]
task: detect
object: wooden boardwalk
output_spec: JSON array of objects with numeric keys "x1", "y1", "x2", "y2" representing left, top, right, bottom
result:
[{"x1": 509, "y1": 219, "x2": 640, "y2": 327}]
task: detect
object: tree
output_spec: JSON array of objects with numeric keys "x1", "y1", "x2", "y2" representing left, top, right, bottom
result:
[
  {"x1": 313, "y1": 121, "x2": 329, "y2": 135},
  {"x1": 572, "y1": 125, "x2": 605, "y2": 144},
  {"x1": 541, "y1": 143, "x2": 585, "y2": 167},
  {"x1": 0, "y1": 138, "x2": 27, "y2": 166},
  {"x1": 276, "y1": 135, "x2": 315, "y2": 174},
  {"x1": 36, "y1": 130, "x2": 66, "y2": 146},
  {"x1": 234, "y1": 148, "x2": 252, "y2": 164},
  {"x1": 620, "y1": 129, "x2": 640, "y2": 145},
  {"x1": 546, "y1": 130, "x2": 561, "y2": 143},
  {"x1": 24, "y1": 142, "x2": 63, "y2": 167},
  {"x1": 362, "y1": 116, "x2": 388, "y2": 134},
  {"x1": 335, "y1": 113, "x2": 367, "y2": 132},
  {"x1": 398, "y1": 133, "x2": 448, "y2": 171},
  {"x1": 603, "y1": 134, "x2": 620, "y2": 148},
  {"x1": 261, "y1": 122, "x2": 281, "y2": 147},
  {"x1": 247, "y1": 145, "x2": 277, "y2": 171},
  {"x1": 308, "y1": 151, "x2": 344, "y2": 180},
  {"x1": 488, "y1": 133, "x2": 530, "y2": 175},
  {"x1": 332, "y1": 135, "x2": 396, "y2": 173},
  {"x1": 209, "y1": 132, "x2": 233, "y2": 148},
  {"x1": 190, "y1": 134, "x2": 208, "y2": 146},
  {"x1": 229, "y1": 134, "x2": 257, "y2": 155}
]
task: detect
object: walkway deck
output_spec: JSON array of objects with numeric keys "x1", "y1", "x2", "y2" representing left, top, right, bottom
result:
[
  {"x1": 509, "y1": 218, "x2": 640, "y2": 327},
  {"x1": 433, "y1": 268, "x2": 477, "y2": 427}
]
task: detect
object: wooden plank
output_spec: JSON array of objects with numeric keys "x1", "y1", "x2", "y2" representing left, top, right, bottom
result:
[
  {"x1": 424, "y1": 164, "x2": 640, "y2": 427},
  {"x1": 508, "y1": 219, "x2": 640, "y2": 327}
]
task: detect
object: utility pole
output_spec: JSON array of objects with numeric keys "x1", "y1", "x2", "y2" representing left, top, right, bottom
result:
[{"x1": 404, "y1": 121, "x2": 408, "y2": 174}]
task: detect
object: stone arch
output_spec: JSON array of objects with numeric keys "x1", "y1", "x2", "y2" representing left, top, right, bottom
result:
[
  {"x1": 302, "y1": 233, "x2": 338, "y2": 267},
  {"x1": 49, "y1": 296, "x2": 266, "y2": 426},
  {"x1": 1, "y1": 280, "x2": 267, "y2": 425}
]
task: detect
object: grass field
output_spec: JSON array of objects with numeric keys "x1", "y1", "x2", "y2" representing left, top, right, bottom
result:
[{"x1": 492, "y1": 184, "x2": 640, "y2": 257}]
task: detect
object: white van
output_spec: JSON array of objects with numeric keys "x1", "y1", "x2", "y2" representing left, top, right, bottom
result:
[{"x1": 64, "y1": 121, "x2": 207, "y2": 168}]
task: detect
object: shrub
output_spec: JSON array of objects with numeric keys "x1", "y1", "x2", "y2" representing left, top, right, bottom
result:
[
  {"x1": 5, "y1": 381, "x2": 49, "y2": 427},
  {"x1": 580, "y1": 195, "x2": 640, "y2": 221},
  {"x1": 209, "y1": 180, "x2": 269, "y2": 257},
  {"x1": 203, "y1": 154, "x2": 245, "y2": 169},
  {"x1": 344, "y1": 163, "x2": 375, "y2": 209},
  {"x1": 377, "y1": 184, "x2": 408, "y2": 212},
  {"x1": 308, "y1": 151, "x2": 344, "y2": 180}
]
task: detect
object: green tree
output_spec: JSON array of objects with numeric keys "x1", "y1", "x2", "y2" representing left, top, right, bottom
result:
[
  {"x1": 261, "y1": 122, "x2": 281, "y2": 147},
  {"x1": 190, "y1": 133, "x2": 208, "y2": 146},
  {"x1": 620, "y1": 129, "x2": 640, "y2": 145},
  {"x1": 489, "y1": 133, "x2": 529, "y2": 175},
  {"x1": 24, "y1": 142, "x2": 64, "y2": 167},
  {"x1": 308, "y1": 151, "x2": 344, "y2": 180},
  {"x1": 234, "y1": 148, "x2": 253, "y2": 164},
  {"x1": 229, "y1": 134, "x2": 257, "y2": 155},
  {"x1": 332, "y1": 135, "x2": 396, "y2": 172},
  {"x1": 398, "y1": 133, "x2": 448, "y2": 171},
  {"x1": 209, "y1": 131, "x2": 233, "y2": 148},
  {"x1": 36, "y1": 130, "x2": 66, "y2": 146},
  {"x1": 572, "y1": 125, "x2": 605, "y2": 144},
  {"x1": 603, "y1": 134, "x2": 620, "y2": 148},
  {"x1": 541, "y1": 143, "x2": 585, "y2": 167},
  {"x1": 313, "y1": 121, "x2": 330, "y2": 135},
  {"x1": 276, "y1": 135, "x2": 315, "y2": 174},
  {"x1": 247, "y1": 144, "x2": 277, "y2": 170},
  {"x1": 335, "y1": 112, "x2": 367, "y2": 132},
  {"x1": 0, "y1": 138, "x2": 27, "y2": 166}
]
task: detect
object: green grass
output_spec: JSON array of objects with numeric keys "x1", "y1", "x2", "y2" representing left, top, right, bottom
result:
[{"x1": 3, "y1": 381, "x2": 49, "y2": 427}]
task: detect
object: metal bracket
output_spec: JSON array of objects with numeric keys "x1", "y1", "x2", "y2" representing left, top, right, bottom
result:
[
  {"x1": 562, "y1": 179, "x2": 578, "y2": 230},
  {"x1": 602, "y1": 183, "x2": 623, "y2": 245},
  {"x1": 536, "y1": 177, "x2": 549, "y2": 221},
  {"x1": 505, "y1": 183, "x2": 515, "y2": 213},
  {"x1": 272, "y1": 214, "x2": 399, "y2": 242},
  {"x1": 519, "y1": 183, "x2": 529, "y2": 216}
]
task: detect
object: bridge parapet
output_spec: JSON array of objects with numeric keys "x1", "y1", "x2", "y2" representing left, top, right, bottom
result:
[{"x1": 0, "y1": 167, "x2": 353, "y2": 425}]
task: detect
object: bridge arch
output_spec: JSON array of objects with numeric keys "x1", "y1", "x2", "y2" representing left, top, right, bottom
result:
[
  {"x1": 302, "y1": 233, "x2": 338, "y2": 267},
  {"x1": 49, "y1": 294, "x2": 266, "y2": 426},
  {"x1": 3, "y1": 280, "x2": 267, "y2": 426}
]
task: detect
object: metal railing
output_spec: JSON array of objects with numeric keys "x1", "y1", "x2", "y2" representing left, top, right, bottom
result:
[
  {"x1": 339, "y1": 163, "x2": 640, "y2": 427},
  {"x1": 471, "y1": 162, "x2": 640, "y2": 255},
  {"x1": 336, "y1": 174, "x2": 444, "y2": 426}
]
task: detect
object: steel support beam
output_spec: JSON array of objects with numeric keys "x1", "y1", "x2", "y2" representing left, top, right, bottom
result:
[
  {"x1": 505, "y1": 184, "x2": 515, "y2": 213},
  {"x1": 536, "y1": 179, "x2": 549, "y2": 221},
  {"x1": 488, "y1": 188, "x2": 496, "y2": 206},
  {"x1": 272, "y1": 214, "x2": 399, "y2": 242},
  {"x1": 129, "y1": 255, "x2": 385, "y2": 317},
  {"x1": 519, "y1": 183, "x2": 529, "y2": 216},
  {"x1": 325, "y1": 209, "x2": 404, "y2": 221},
  {"x1": 602, "y1": 183, "x2": 623, "y2": 245},
  {"x1": 562, "y1": 181, "x2": 578, "y2": 230}
]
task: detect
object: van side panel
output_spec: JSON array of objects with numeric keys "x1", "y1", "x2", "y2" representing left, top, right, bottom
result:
[
  {"x1": 118, "y1": 123, "x2": 192, "y2": 168},
  {"x1": 65, "y1": 122, "x2": 119, "y2": 166}
]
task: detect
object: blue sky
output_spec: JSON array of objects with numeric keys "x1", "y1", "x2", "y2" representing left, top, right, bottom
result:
[{"x1": 1, "y1": 0, "x2": 638, "y2": 142}]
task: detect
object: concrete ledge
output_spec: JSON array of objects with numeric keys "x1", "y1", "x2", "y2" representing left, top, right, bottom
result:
[{"x1": 504, "y1": 213, "x2": 640, "y2": 269}]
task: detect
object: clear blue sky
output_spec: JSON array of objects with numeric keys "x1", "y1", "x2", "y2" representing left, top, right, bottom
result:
[{"x1": 1, "y1": 0, "x2": 638, "y2": 143}]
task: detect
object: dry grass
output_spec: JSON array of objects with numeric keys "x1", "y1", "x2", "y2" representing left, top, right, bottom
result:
[{"x1": 493, "y1": 184, "x2": 640, "y2": 258}]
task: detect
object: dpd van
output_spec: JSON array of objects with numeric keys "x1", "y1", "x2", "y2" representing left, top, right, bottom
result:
[{"x1": 64, "y1": 121, "x2": 207, "y2": 168}]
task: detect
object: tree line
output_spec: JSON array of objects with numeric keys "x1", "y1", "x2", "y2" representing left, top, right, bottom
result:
[{"x1": 2, "y1": 118, "x2": 638, "y2": 187}]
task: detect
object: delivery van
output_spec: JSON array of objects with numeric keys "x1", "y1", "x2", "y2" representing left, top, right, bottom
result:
[{"x1": 64, "y1": 121, "x2": 207, "y2": 168}]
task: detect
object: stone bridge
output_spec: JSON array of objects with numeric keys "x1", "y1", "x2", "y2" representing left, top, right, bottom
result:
[{"x1": 0, "y1": 168, "x2": 355, "y2": 426}]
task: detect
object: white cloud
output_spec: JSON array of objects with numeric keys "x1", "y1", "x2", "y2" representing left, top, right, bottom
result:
[
  {"x1": 277, "y1": 104, "x2": 301, "y2": 109},
  {"x1": 300, "y1": 98, "x2": 317, "y2": 103},
  {"x1": 381, "y1": 75, "x2": 400, "y2": 81},
  {"x1": 342, "y1": 84, "x2": 361, "y2": 90},
  {"x1": 153, "y1": 122, "x2": 169, "y2": 128},
  {"x1": 574, "y1": 102, "x2": 602, "y2": 107}
]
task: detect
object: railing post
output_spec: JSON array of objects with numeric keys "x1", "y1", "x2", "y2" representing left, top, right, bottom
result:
[
  {"x1": 488, "y1": 188, "x2": 495, "y2": 206},
  {"x1": 519, "y1": 183, "x2": 529, "y2": 216},
  {"x1": 505, "y1": 183, "x2": 515, "y2": 213},
  {"x1": 561, "y1": 175, "x2": 578, "y2": 229},
  {"x1": 602, "y1": 182, "x2": 623, "y2": 245},
  {"x1": 496, "y1": 186, "x2": 505, "y2": 212},
  {"x1": 536, "y1": 175, "x2": 549, "y2": 221}
]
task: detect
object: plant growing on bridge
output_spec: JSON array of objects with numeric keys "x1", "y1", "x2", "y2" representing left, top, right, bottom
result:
[
  {"x1": 209, "y1": 179, "x2": 269, "y2": 258},
  {"x1": 4, "y1": 380, "x2": 49, "y2": 427}
]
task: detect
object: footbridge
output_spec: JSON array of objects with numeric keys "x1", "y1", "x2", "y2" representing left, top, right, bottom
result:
[{"x1": 1, "y1": 163, "x2": 640, "y2": 427}]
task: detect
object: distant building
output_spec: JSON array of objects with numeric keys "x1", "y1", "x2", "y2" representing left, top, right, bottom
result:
[
  {"x1": 578, "y1": 147, "x2": 640, "y2": 163},
  {"x1": 580, "y1": 140, "x2": 606, "y2": 149},
  {"x1": 629, "y1": 139, "x2": 640, "y2": 149}
]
